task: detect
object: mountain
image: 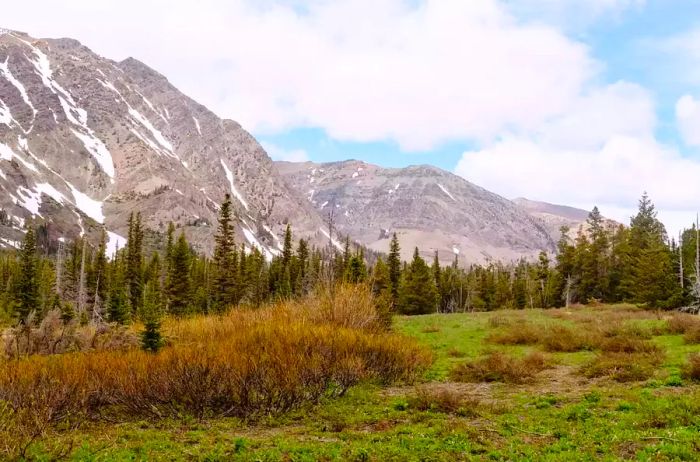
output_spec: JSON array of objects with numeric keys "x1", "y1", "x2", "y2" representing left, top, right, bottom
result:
[
  {"x1": 0, "y1": 29, "x2": 324, "y2": 255},
  {"x1": 513, "y1": 198, "x2": 620, "y2": 241},
  {"x1": 276, "y1": 160, "x2": 556, "y2": 264}
]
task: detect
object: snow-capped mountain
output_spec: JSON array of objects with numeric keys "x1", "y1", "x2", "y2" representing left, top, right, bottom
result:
[
  {"x1": 276, "y1": 160, "x2": 556, "y2": 264},
  {"x1": 0, "y1": 29, "x2": 323, "y2": 255}
]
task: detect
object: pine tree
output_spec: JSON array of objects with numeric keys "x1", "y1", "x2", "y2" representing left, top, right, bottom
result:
[
  {"x1": 125, "y1": 212, "x2": 144, "y2": 315},
  {"x1": 16, "y1": 225, "x2": 39, "y2": 323},
  {"x1": 212, "y1": 194, "x2": 237, "y2": 311},
  {"x1": 167, "y1": 232, "x2": 192, "y2": 316},
  {"x1": 627, "y1": 194, "x2": 678, "y2": 307},
  {"x1": 397, "y1": 248, "x2": 438, "y2": 315},
  {"x1": 388, "y1": 233, "x2": 402, "y2": 306},
  {"x1": 107, "y1": 252, "x2": 130, "y2": 324},
  {"x1": 371, "y1": 256, "x2": 393, "y2": 328},
  {"x1": 141, "y1": 281, "x2": 164, "y2": 352},
  {"x1": 282, "y1": 224, "x2": 293, "y2": 268}
]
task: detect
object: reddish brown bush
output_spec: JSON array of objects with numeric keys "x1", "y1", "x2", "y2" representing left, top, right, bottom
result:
[
  {"x1": 682, "y1": 353, "x2": 700, "y2": 382},
  {"x1": 581, "y1": 351, "x2": 664, "y2": 383},
  {"x1": 450, "y1": 351, "x2": 551, "y2": 384}
]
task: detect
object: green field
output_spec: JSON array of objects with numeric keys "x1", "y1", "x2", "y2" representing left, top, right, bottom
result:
[{"x1": 23, "y1": 307, "x2": 700, "y2": 461}]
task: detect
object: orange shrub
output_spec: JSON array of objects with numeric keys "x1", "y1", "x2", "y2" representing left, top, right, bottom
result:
[
  {"x1": 450, "y1": 351, "x2": 551, "y2": 384},
  {"x1": 0, "y1": 286, "x2": 432, "y2": 458}
]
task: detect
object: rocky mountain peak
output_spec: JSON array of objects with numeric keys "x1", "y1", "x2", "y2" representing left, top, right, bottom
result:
[{"x1": 0, "y1": 29, "x2": 323, "y2": 255}]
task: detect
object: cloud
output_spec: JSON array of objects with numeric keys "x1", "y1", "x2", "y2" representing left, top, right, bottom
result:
[
  {"x1": 676, "y1": 94, "x2": 700, "y2": 146},
  {"x1": 2, "y1": 0, "x2": 595, "y2": 150},
  {"x1": 456, "y1": 134, "x2": 700, "y2": 234},
  {"x1": 506, "y1": 0, "x2": 645, "y2": 29},
  {"x1": 261, "y1": 142, "x2": 309, "y2": 162}
]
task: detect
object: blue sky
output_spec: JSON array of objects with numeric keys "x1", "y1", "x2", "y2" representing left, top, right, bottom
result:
[{"x1": 4, "y1": 0, "x2": 700, "y2": 232}]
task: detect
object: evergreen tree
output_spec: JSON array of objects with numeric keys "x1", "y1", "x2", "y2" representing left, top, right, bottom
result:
[
  {"x1": 167, "y1": 232, "x2": 192, "y2": 316},
  {"x1": 15, "y1": 225, "x2": 39, "y2": 323},
  {"x1": 212, "y1": 194, "x2": 237, "y2": 311},
  {"x1": 126, "y1": 212, "x2": 144, "y2": 314},
  {"x1": 388, "y1": 233, "x2": 402, "y2": 306},
  {"x1": 141, "y1": 281, "x2": 164, "y2": 352},
  {"x1": 107, "y1": 252, "x2": 130, "y2": 324},
  {"x1": 397, "y1": 248, "x2": 438, "y2": 315}
]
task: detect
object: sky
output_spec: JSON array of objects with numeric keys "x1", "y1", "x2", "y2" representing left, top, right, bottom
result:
[{"x1": 3, "y1": 0, "x2": 700, "y2": 235}]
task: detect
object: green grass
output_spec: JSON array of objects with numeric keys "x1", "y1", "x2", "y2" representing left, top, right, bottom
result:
[{"x1": 19, "y1": 307, "x2": 700, "y2": 461}]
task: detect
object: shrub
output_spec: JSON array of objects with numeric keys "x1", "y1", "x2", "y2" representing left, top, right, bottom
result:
[
  {"x1": 666, "y1": 313, "x2": 700, "y2": 335},
  {"x1": 581, "y1": 351, "x2": 664, "y2": 382},
  {"x1": 681, "y1": 353, "x2": 700, "y2": 382},
  {"x1": 2, "y1": 309, "x2": 138, "y2": 359},
  {"x1": 683, "y1": 325, "x2": 700, "y2": 344},
  {"x1": 450, "y1": 351, "x2": 551, "y2": 384},
  {"x1": 540, "y1": 326, "x2": 597, "y2": 352},
  {"x1": 0, "y1": 287, "x2": 432, "y2": 459},
  {"x1": 487, "y1": 324, "x2": 541, "y2": 345},
  {"x1": 447, "y1": 348, "x2": 465, "y2": 358},
  {"x1": 598, "y1": 336, "x2": 661, "y2": 354},
  {"x1": 409, "y1": 386, "x2": 480, "y2": 416},
  {"x1": 487, "y1": 315, "x2": 511, "y2": 328}
]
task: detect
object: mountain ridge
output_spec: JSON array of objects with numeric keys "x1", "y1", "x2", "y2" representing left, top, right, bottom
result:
[
  {"x1": 0, "y1": 29, "x2": 324, "y2": 256},
  {"x1": 276, "y1": 159, "x2": 557, "y2": 264}
]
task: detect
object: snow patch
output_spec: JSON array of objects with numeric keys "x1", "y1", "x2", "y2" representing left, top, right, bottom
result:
[
  {"x1": 0, "y1": 237, "x2": 20, "y2": 249},
  {"x1": 68, "y1": 184, "x2": 104, "y2": 223},
  {"x1": 192, "y1": 116, "x2": 201, "y2": 135},
  {"x1": 352, "y1": 172, "x2": 359, "y2": 178},
  {"x1": 71, "y1": 129, "x2": 115, "y2": 178},
  {"x1": 128, "y1": 107, "x2": 173, "y2": 154},
  {"x1": 452, "y1": 246, "x2": 460, "y2": 255},
  {"x1": 0, "y1": 142, "x2": 38, "y2": 172},
  {"x1": 242, "y1": 227, "x2": 274, "y2": 261},
  {"x1": 16, "y1": 186, "x2": 42, "y2": 216},
  {"x1": 220, "y1": 159, "x2": 249, "y2": 210},
  {"x1": 319, "y1": 227, "x2": 344, "y2": 251},
  {"x1": 106, "y1": 231, "x2": 126, "y2": 258},
  {"x1": 0, "y1": 58, "x2": 36, "y2": 129},
  {"x1": 22, "y1": 43, "x2": 115, "y2": 180},
  {"x1": 438, "y1": 184, "x2": 456, "y2": 202},
  {"x1": 35, "y1": 183, "x2": 65, "y2": 204}
]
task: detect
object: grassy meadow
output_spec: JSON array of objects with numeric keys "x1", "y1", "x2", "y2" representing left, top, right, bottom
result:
[{"x1": 2, "y1": 301, "x2": 700, "y2": 461}]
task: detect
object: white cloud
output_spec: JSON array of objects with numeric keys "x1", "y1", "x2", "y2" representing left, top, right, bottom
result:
[
  {"x1": 456, "y1": 135, "x2": 700, "y2": 235},
  {"x1": 534, "y1": 81, "x2": 655, "y2": 150},
  {"x1": 676, "y1": 94, "x2": 700, "y2": 146},
  {"x1": 261, "y1": 142, "x2": 309, "y2": 162},
  {"x1": 2, "y1": 0, "x2": 595, "y2": 150},
  {"x1": 508, "y1": 0, "x2": 645, "y2": 28}
]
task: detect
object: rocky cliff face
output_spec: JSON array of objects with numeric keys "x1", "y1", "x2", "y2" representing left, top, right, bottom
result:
[
  {"x1": 276, "y1": 160, "x2": 556, "y2": 264},
  {"x1": 0, "y1": 29, "x2": 322, "y2": 255}
]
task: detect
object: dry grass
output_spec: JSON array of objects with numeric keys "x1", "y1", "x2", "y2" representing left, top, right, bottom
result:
[
  {"x1": 681, "y1": 353, "x2": 700, "y2": 382},
  {"x1": 409, "y1": 386, "x2": 480, "y2": 416},
  {"x1": 540, "y1": 326, "x2": 598, "y2": 352},
  {"x1": 0, "y1": 285, "x2": 431, "y2": 459},
  {"x1": 447, "y1": 348, "x2": 466, "y2": 358},
  {"x1": 487, "y1": 315, "x2": 512, "y2": 328},
  {"x1": 2, "y1": 310, "x2": 138, "y2": 359},
  {"x1": 450, "y1": 351, "x2": 552, "y2": 384},
  {"x1": 666, "y1": 313, "x2": 700, "y2": 335},
  {"x1": 581, "y1": 351, "x2": 664, "y2": 383},
  {"x1": 487, "y1": 324, "x2": 541, "y2": 345}
]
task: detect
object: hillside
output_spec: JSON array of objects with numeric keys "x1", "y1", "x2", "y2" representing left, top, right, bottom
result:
[{"x1": 276, "y1": 160, "x2": 556, "y2": 264}]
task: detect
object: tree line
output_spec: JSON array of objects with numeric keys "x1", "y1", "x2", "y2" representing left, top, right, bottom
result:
[{"x1": 0, "y1": 193, "x2": 695, "y2": 331}]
